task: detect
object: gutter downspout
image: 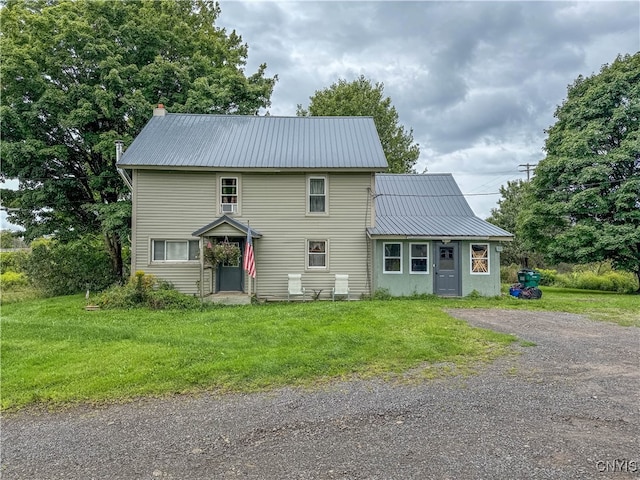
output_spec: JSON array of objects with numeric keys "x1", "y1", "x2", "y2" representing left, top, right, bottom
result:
[{"x1": 115, "y1": 140, "x2": 133, "y2": 190}]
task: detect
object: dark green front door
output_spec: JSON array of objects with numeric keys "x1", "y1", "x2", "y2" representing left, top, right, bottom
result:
[{"x1": 216, "y1": 239, "x2": 244, "y2": 292}]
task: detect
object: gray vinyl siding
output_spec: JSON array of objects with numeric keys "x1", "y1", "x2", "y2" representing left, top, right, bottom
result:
[
  {"x1": 132, "y1": 170, "x2": 374, "y2": 299},
  {"x1": 133, "y1": 170, "x2": 215, "y2": 294},
  {"x1": 240, "y1": 172, "x2": 373, "y2": 300}
]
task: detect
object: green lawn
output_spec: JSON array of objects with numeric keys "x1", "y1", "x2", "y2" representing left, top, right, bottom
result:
[
  {"x1": 486, "y1": 286, "x2": 640, "y2": 327},
  {"x1": 1, "y1": 287, "x2": 637, "y2": 411}
]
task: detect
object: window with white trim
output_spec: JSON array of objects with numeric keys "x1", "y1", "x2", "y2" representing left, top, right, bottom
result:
[
  {"x1": 308, "y1": 176, "x2": 327, "y2": 213},
  {"x1": 307, "y1": 240, "x2": 327, "y2": 269},
  {"x1": 220, "y1": 177, "x2": 238, "y2": 214},
  {"x1": 410, "y1": 243, "x2": 429, "y2": 274},
  {"x1": 383, "y1": 242, "x2": 402, "y2": 273},
  {"x1": 152, "y1": 240, "x2": 199, "y2": 262},
  {"x1": 470, "y1": 244, "x2": 489, "y2": 274}
]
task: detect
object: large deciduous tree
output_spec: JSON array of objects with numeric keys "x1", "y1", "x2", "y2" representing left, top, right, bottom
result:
[
  {"x1": 297, "y1": 75, "x2": 419, "y2": 173},
  {"x1": 1, "y1": 0, "x2": 276, "y2": 279},
  {"x1": 519, "y1": 53, "x2": 640, "y2": 290}
]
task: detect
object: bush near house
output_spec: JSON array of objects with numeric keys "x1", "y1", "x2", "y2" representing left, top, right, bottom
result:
[
  {"x1": 25, "y1": 236, "x2": 118, "y2": 296},
  {"x1": 500, "y1": 262, "x2": 638, "y2": 293},
  {"x1": 98, "y1": 272, "x2": 201, "y2": 310}
]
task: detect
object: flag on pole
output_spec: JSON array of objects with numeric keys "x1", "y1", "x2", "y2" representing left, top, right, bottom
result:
[{"x1": 243, "y1": 226, "x2": 256, "y2": 278}]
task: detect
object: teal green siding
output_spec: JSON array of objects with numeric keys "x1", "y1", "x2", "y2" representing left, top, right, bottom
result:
[
  {"x1": 373, "y1": 240, "x2": 434, "y2": 296},
  {"x1": 373, "y1": 240, "x2": 503, "y2": 297},
  {"x1": 460, "y1": 241, "x2": 502, "y2": 296}
]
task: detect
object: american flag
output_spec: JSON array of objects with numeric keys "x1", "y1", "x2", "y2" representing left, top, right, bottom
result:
[{"x1": 243, "y1": 226, "x2": 256, "y2": 278}]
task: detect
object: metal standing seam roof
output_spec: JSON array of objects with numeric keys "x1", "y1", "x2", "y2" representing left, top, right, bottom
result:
[
  {"x1": 368, "y1": 174, "x2": 513, "y2": 239},
  {"x1": 117, "y1": 114, "x2": 388, "y2": 170}
]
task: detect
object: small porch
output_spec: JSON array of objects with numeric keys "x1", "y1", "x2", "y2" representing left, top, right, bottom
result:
[
  {"x1": 204, "y1": 291, "x2": 252, "y2": 305},
  {"x1": 192, "y1": 215, "x2": 262, "y2": 300}
]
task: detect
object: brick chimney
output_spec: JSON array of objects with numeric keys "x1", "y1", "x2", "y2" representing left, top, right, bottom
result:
[{"x1": 153, "y1": 103, "x2": 166, "y2": 116}]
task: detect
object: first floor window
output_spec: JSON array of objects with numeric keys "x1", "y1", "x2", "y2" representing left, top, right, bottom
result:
[
  {"x1": 383, "y1": 242, "x2": 402, "y2": 273},
  {"x1": 410, "y1": 243, "x2": 429, "y2": 273},
  {"x1": 307, "y1": 240, "x2": 327, "y2": 268},
  {"x1": 471, "y1": 244, "x2": 489, "y2": 274},
  {"x1": 153, "y1": 240, "x2": 199, "y2": 261}
]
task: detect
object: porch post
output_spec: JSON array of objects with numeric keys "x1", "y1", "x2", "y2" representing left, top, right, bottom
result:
[{"x1": 199, "y1": 236, "x2": 204, "y2": 301}]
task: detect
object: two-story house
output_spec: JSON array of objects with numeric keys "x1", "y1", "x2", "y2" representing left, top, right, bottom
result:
[
  {"x1": 117, "y1": 106, "x2": 387, "y2": 300},
  {"x1": 117, "y1": 106, "x2": 512, "y2": 300}
]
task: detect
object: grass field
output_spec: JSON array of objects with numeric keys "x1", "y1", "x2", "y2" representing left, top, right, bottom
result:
[{"x1": 1, "y1": 287, "x2": 637, "y2": 411}]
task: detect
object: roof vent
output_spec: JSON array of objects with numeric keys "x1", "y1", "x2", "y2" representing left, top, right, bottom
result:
[{"x1": 153, "y1": 104, "x2": 166, "y2": 117}]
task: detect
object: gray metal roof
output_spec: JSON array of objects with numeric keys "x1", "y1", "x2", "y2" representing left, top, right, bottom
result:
[
  {"x1": 368, "y1": 174, "x2": 513, "y2": 239},
  {"x1": 118, "y1": 114, "x2": 388, "y2": 170}
]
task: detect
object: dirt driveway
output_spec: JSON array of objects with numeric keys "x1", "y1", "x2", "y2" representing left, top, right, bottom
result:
[{"x1": 2, "y1": 309, "x2": 639, "y2": 479}]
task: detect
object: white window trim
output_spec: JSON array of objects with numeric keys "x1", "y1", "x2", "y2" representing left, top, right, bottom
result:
[
  {"x1": 306, "y1": 239, "x2": 329, "y2": 270},
  {"x1": 383, "y1": 242, "x2": 403, "y2": 274},
  {"x1": 219, "y1": 175, "x2": 240, "y2": 215},
  {"x1": 306, "y1": 175, "x2": 329, "y2": 215},
  {"x1": 409, "y1": 242, "x2": 430, "y2": 274},
  {"x1": 150, "y1": 239, "x2": 200, "y2": 264},
  {"x1": 470, "y1": 243, "x2": 490, "y2": 275}
]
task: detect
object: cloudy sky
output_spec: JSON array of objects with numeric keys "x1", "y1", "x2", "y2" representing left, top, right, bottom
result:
[
  {"x1": 2, "y1": 1, "x2": 638, "y2": 231},
  {"x1": 215, "y1": 0, "x2": 639, "y2": 218}
]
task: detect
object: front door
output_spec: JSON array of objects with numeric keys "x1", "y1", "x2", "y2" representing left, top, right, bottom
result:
[
  {"x1": 434, "y1": 242, "x2": 461, "y2": 296},
  {"x1": 216, "y1": 239, "x2": 244, "y2": 292}
]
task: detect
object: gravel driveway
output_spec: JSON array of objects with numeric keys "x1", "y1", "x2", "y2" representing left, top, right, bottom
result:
[{"x1": 2, "y1": 309, "x2": 639, "y2": 479}]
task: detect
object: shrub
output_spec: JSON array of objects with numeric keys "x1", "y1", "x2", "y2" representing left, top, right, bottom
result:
[
  {"x1": 536, "y1": 268, "x2": 557, "y2": 286},
  {"x1": 554, "y1": 270, "x2": 638, "y2": 293},
  {"x1": 26, "y1": 236, "x2": 117, "y2": 296},
  {"x1": 0, "y1": 271, "x2": 29, "y2": 288},
  {"x1": 500, "y1": 264, "x2": 520, "y2": 284},
  {"x1": 0, "y1": 250, "x2": 30, "y2": 274},
  {"x1": 99, "y1": 272, "x2": 200, "y2": 310},
  {"x1": 372, "y1": 288, "x2": 393, "y2": 300},
  {"x1": 146, "y1": 288, "x2": 200, "y2": 310}
]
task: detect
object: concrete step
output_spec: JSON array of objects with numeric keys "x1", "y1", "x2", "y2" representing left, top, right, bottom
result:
[{"x1": 205, "y1": 292, "x2": 252, "y2": 305}]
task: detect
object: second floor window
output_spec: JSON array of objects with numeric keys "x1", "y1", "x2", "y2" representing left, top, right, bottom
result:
[
  {"x1": 221, "y1": 177, "x2": 238, "y2": 213},
  {"x1": 308, "y1": 177, "x2": 326, "y2": 213}
]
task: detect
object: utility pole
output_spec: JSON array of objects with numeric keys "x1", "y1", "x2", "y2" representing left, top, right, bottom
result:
[{"x1": 518, "y1": 163, "x2": 538, "y2": 181}]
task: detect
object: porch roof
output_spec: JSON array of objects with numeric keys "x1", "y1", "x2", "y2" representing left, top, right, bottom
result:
[{"x1": 192, "y1": 215, "x2": 263, "y2": 238}]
